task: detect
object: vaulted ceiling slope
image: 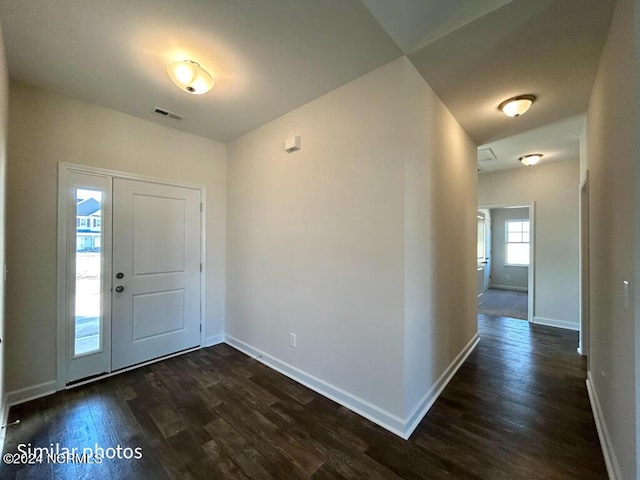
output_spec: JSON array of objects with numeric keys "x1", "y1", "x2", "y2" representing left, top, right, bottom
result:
[
  {"x1": 361, "y1": 0, "x2": 516, "y2": 53},
  {"x1": 0, "y1": 0, "x2": 617, "y2": 146},
  {"x1": 0, "y1": 0, "x2": 401, "y2": 142},
  {"x1": 407, "y1": 0, "x2": 616, "y2": 145}
]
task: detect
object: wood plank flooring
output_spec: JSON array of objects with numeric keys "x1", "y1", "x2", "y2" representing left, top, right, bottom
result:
[{"x1": 1, "y1": 314, "x2": 607, "y2": 479}]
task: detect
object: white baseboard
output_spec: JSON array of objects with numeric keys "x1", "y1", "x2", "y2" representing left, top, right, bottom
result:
[
  {"x1": 586, "y1": 372, "x2": 622, "y2": 479},
  {"x1": 5, "y1": 380, "x2": 57, "y2": 409},
  {"x1": 205, "y1": 334, "x2": 225, "y2": 347},
  {"x1": 224, "y1": 335, "x2": 407, "y2": 437},
  {"x1": 533, "y1": 316, "x2": 579, "y2": 331},
  {"x1": 224, "y1": 334, "x2": 479, "y2": 440},
  {"x1": 3, "y1": 335, "x2": 480, "y2": 443},
  {"x1": 490, "y1": 285, "x2": 528, "y2": 292},
  {"x1": 403, "y1": 333, "x2": 480, "y2": 438}
]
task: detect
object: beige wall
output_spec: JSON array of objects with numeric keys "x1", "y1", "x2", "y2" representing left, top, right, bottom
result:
[
  {"x1": 636, "y1": 0, "x2": 640, "y2": 469},
  {"x1": 585, "y1": 0, "x2": 638, "y2": 476},
  {"x1": 227, "y1": 57, "x2": 477, "y2": 430},
  {"x1": 6, "y1": 83, "x2": 226, "y2": 394},
  {"x1": 490, "y1": 207, "x2": 529, "y2": 290},
  {"x1": 478, "y1": 160, "x2": 580, "y2": 328},
  {"x1": 402, "y1": 60, "x2": 477, "y2": 417},
  {"x1": 0, "y1": 23, "x2": 9, "y2": 417}
]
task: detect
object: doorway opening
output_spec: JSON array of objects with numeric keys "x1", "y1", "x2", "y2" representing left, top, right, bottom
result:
[
  {"x1": 477, "y1": 203, "x2": 535, "y2": 322},
  {"x1": 579, "y1": 172, "x2": 590, "y2": 357}
]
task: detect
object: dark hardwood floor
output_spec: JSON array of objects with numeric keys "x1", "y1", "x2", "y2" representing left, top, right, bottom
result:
[{"x1": 1, "y1": 314, "x2": 607, "y2": 479}]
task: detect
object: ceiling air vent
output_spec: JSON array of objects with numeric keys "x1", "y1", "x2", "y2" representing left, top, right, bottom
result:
[
  {"x1": 152, "y1": 106, "x2": 183, "y2": 121},
  {"x1": 477, "y1": 147, "x2": 497, "y2": 162}
]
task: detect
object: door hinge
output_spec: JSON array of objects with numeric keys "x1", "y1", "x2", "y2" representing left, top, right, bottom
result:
[
  {"x1": 200, "y1": 323, "x2": 202, "y2": 332},
  {"x1": 200, "y1": 202, "x2": 203, "y2": 212},
  {"x1": 200, "y1": 263, "x2": 202, "y2": 272}
]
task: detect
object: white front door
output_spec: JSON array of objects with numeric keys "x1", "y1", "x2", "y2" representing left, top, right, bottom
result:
[
  {"x1": 111, "y1": 179, "x2": 202, "y2": 371},
  {"x1": 59, "y1": 165, "x2": 204, "y2": 385}
]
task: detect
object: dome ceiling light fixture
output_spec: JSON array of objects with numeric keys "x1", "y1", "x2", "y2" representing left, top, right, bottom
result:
[
  {"x1": 519, "y1": 153, "x2": 543, "y2": 166},
  {"x1": 167, "y1": 60, "x2": 214, "y2": 95},
  {"x1": 499, "y1": 94, "x2": 537, "y2": 117}
]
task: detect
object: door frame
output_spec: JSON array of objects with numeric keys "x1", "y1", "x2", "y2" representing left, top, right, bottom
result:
[
  {"x1": 579, "y1": 172, "x2": 590, "y2": 357},
  {"x1": 476, "y1": 211, "x2": 487, "y2": 297},
  {"x1": 477, "y1": 202, "x2": 535, "y2": 323},
  {"x1": 56, "y1": 162, "x2": 207, "y2": 390}
]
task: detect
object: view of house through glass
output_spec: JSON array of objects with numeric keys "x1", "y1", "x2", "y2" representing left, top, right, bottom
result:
[
  {"x1": 505, "y1": 219, "x2": 530, "y2": 266},
  {"x1": 75, "y1": 188, "x2": 102, "y2": 356}
]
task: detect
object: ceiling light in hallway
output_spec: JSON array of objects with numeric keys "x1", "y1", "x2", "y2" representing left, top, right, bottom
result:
[
  {"x1": 519, "y1": 153, "x2": 543, "y2": 166},
  {"x1": 499, "y1": 95, "x2": 537, "y2": 117}
]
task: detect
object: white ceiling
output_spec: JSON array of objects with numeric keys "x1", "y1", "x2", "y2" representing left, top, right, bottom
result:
[
  {"x1": 477, "y1": 115, "x2": 584, "y2": 173},
  {"x1": 0, "y1": 0, "x2": 401, "y2": 142},
  {"x1": 407, "y1": 0, "x2": 616, "y2": 146},
  {"x1": 361, "y1": 0, "x2": 515, "y2": 53},
  {"x1": 0, "y1": 0, "x2": 617, "y2": 170}
]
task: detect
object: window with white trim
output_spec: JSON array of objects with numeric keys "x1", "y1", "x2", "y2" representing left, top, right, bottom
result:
[{"x1": 505, "y1": 219, "x2": 530, "y2": 266}]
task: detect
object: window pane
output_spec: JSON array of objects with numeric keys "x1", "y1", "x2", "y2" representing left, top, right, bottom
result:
[
  {"x1": 523, "y1": 232, "x2": 530, "y2": 243},
  {"x1": 522, "y1": 221, "x2": 530, "y2": 232},
  {"x1": 508, "y1": 231, "x2": 522, "y2": 243},
  {"x1": 75, "y1": 189, "x2": 102, "y2": 356},
  {"x1": 507, "y1": 221, "x2": 521, "y2": 232},
  {"x1": 507, "y1": 243, "x2": 529, "y2": 265}
]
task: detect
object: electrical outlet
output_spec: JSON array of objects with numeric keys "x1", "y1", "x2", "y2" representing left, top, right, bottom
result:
[{"x1": 289, "y1": 333, "x2": 297, "y2": 348}]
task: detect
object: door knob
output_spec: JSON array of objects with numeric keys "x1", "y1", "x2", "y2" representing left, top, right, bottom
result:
[
  {"x1": 115, "y1": 286, "x2": 124, "y2": 293},
  {"x1": 116, "y1": 272, "x2": 124, "y2": 279}
]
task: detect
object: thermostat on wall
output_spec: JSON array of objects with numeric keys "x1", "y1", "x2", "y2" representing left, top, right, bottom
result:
[{"x1": 285, "y1": 136, "x2": 301, "y2": 153}]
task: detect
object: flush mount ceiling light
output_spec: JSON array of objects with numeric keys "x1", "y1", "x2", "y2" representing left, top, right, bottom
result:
[
  {"x1": 499, "y1": 94, "x2": 537, "y2": 117},
  {"x1": 167, "y1": 60, "x2": 214, "y2": 94},
  {"x1": 519, "y1": 153, "x2": 543, "y2": 166}
]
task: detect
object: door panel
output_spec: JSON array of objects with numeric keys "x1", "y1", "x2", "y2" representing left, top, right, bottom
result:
[
  {"x1": 133, "y1": 195, "x2": 186, "y2": 275},
  {"x1": 112, "y1": 179, "x2": 201, "y2": 371},
  {"x1": 132, "y1": 289, "x2": 185, "y2": 340}
]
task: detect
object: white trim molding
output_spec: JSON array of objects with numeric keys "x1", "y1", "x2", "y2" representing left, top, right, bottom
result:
[
  {"x1": 532, "y1": 316, "x2": 579, "y2": 331},
  {"x1": 586, "y1": 373, "x2": 622, "y2": 479},
  {"x1": 224, "y1": 333, "x2": 479, "y2": 440},
  {"x1": 205, "y1": 334, "x2": 225, "y2": 347},
  {"x1": 6, "y1": 381, "x2": 57, "y2": 408},
  {"x1": 490, "y1": 285, "x2": 528, "y2": 292},
  {"x1": 225, "y1": 335, "x2": 408, "y2": 436},
  {"x1": 477, "y1": 202, "x2": 536, "y2": 323},
  {"x1": 403, "y1": 333, "x2": 480, "y2": 438}
]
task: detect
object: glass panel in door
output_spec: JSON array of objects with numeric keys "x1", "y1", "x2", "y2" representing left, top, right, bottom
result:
[{"x1": 74, "y1": 189, "x2": 103, "y2": 356}]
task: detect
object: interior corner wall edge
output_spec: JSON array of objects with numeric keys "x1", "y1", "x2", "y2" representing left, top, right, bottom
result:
[
  {"x1": 477, "y1": 160, "x2": 580, "y2": 327},
  {"x1": 226, "y1": 55, "x2": 478, "y2": 427},
  {"x1": 0, "y1": 20, "x2": 10, "y2": 439},
  {"x1": 5, "y1": 82, "x2": 227, "y2": 394},
  {"x1": 401, "y1": 59, "x2": 478, "y2": 417},
  {"x1": 584, "y1": 0, "x2": 638, "y2": 476}
]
